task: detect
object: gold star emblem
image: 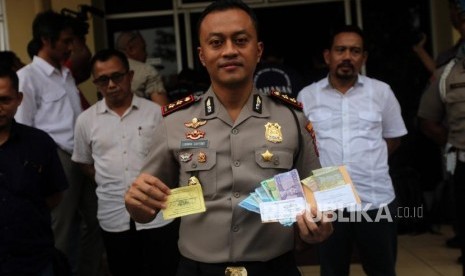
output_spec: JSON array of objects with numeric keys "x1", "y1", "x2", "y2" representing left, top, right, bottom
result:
[{"x1": 261, "y1": 150, "x2": 273, "y2": 162}]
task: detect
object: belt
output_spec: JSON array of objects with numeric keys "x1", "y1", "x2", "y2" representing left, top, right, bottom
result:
[{"x1": 178, "y1": 251, "x2": 299, "y2": 276}]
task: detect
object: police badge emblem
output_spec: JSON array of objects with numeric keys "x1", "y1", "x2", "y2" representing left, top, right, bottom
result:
[{"x1": 264, "y1": 122, "x2": 283, "y2": 143}]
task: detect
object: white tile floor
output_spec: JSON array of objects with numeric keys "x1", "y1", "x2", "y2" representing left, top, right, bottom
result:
[{"x1": 298, "y1": 225, "x2": 462, "y2": 276}]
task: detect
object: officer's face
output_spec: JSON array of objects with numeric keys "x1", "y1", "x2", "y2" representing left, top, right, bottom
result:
[
  {"x1": 92, "y1": 56, "x2": 134, "y2": 108},
  {"x1": 324, "y1": 32, "x2": 367, "y2": 81},
  {"x1": 0, "y1": 76, "x2": 22, "y2": 131},
  {"x1": 197, "y1": 8, "x2": 263, "y2": 88}
]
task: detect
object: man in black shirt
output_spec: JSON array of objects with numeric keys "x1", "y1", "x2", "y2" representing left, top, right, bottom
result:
[{"x1": 0, "y1": 67, "x2": 68, "y2": 275}]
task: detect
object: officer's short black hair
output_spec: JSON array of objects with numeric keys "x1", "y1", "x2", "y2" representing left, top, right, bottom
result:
[
  {"x1": 90, "y1": 48, "x2": 130, "y2": 74},
  {"x1": 196, "y1": 0, "x2": 259, "y2": 39},
  {"x1": 327, "y1": 25, "x2": 366, "y2": 50}
]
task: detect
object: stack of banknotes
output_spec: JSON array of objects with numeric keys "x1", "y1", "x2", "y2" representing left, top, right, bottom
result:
[{"x1": 239, "y1": 169, "x2": 307, "y2": 226}]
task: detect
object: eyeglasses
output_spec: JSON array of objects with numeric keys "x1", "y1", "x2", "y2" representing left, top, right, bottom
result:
[{"x1": 93, "y1": 71, "x2": 128, "y2": 88}]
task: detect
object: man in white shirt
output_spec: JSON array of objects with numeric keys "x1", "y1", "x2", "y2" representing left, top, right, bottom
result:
[
  {"x1": 72, "y1": 49, "x2": 179, "y2": 276},
  {"x1": 297, "y1": 25, "x2": 407, "y2": 276},
  {"x1": 14, "y1": 10, "x2": 103, "y2": 276}
]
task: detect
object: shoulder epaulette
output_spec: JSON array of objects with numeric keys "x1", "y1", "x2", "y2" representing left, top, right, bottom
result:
[
  {"x1": 162, "y1": 95, "x2": 200, "y2": 117},
  {"x1": 269, "y1": 90, "x2": 303, "y2": 111}
]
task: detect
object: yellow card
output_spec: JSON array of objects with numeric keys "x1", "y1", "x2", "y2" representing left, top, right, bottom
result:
[{"x1": 162, "y1": 184, "x2": 206, "y2": 219}]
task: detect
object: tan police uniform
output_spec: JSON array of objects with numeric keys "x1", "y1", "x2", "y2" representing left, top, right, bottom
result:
[
  {"x1": 418, "y1": 61, "x2": 465, "y2": 151},
  {"x1": 141, "y1": 88, "x2": 320, "y2": 264},
  {"x1": 418, "y1": 56, "x2": 465, "y2": 269}
]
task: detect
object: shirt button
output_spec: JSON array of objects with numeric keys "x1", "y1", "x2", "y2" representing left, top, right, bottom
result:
[
  {"x1": 231, "y1": 128, "x2": 239, "y2": 135},
  {"x1": 123, "y1": 151, "x2": 127, "y2": 154},
  {"x1": 191, "y1": 163, "x2": 197, "y2": 168},
  {"x1": 232, "y1": 225, "x2": 239, "y2": 232},
  {"x1": 234, "y1": 161, "x2": 240, "y2": 167},
  {"x1": 233, "y1": 192, "x2": 240, "y2": 198}
]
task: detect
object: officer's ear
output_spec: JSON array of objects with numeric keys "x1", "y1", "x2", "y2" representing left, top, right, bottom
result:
[{"x1": 198, "y1": 46, "x2": 206, "y2": 66}]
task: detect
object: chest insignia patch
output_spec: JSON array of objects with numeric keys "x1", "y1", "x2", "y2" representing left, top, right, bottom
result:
[
  {"x1": 186, "y1": 129, "x2": 206, "y2": 140},
  {"x1": 197, "y1": 152, "x2": 207, "y2": 163},
  {"x1": 264, "y1": 122, "x2": 283, "y2": 143},
  {"x1": 184, "y1": 117, "x2": 207, "y2": 129},
  {"x1": 179, "y1": 152, "x2": 193, "y2": 162}
]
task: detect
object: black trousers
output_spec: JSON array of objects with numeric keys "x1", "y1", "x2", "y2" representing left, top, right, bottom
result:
[
  {"x1": 176, "y1": 251, "x2": 301, "y2": 276},
  {"x1": 318, "y1": 201, "x2": 398, "y2": 276},
  {"x1": 101, "y1": 218, "x2": 180, "y2": 276}
]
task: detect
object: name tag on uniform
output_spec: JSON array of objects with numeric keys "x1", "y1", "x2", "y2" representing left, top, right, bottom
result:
[{"x1": 180, "y1": 139, "x2": 209, "y2": 149}]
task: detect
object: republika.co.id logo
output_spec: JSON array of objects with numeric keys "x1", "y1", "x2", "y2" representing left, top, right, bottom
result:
[{"x1": 310, "y1": 203, "x2": 424, "y2": 223}]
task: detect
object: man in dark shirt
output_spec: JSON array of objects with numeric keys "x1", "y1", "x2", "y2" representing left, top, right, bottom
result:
[{"x1": 0, "y1": 67, "x2": 68, "y2": 275}]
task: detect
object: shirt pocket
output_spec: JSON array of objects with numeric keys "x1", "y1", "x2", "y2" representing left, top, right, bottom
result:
[
  {"x1": 41, "y1": 85, "x2": 66, "y2": 103},
  {"x1": 254, "y1": 147, "x2": 294, "y2": 170},
  {"x1": 309, "y1": 111, "x2": 332, "y2": 132},
  {"x1": 178, "y1": 149, "x2": 217, "y2": 197},
  {"x1": 358, "y1": 111, "x2": 382, "y2": 137},
  {"x1": 136, "y1": 123, "x2": 157, "y2": 157}
]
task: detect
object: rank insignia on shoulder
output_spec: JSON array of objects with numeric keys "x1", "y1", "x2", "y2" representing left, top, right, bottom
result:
[
  {"x1": 162, "y1": 95, "x2": 200, "y2": 117},
  {"x1": 269, "y1": 90, "x2": 303, "y2": 110}
]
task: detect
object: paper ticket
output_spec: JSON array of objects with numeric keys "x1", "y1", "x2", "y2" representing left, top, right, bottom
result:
[{"x1": 162, "y1": 184, "x2": 206, "y2": 219}]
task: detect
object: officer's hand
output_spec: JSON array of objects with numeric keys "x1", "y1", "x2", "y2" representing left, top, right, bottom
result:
[
  {"x1": 124, "y1": 173, "x2": 171, "y2": 223},
  {"x1": 295, "y1": 207, "x2": 333, "y2": 245}
]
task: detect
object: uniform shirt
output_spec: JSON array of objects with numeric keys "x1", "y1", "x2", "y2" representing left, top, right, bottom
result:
[
  {"x1": 0, "y1": 121, "x2": 68, "y2": 274},
  {"x1": 15, "y1": 56, "x2": 82, "y2": 154},
  {"x1": 72, "y1": 95, "x2": 171, "y2": 232},
  {"x1": 297, "y1": 75, "x2": 407, "y2": 209},
  {"x1": 129, "y1": 58, "x2": 166, "y2": 100},
  {"x1": 141, "y1": 88, "x2": 321, "y2": 263},
  {"x1": 418, "y1": 60, "x2": 465, "y2": 150}
]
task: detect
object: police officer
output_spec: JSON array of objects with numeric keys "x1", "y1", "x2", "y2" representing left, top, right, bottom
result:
[
  {"x1": 124, "y1": 1, "x2": 333, "y2": 275},
  {"x1": 418, "y1": 40, "x2": 465, "y2": 274}
]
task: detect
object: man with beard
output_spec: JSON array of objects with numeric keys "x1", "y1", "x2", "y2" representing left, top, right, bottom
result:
[{"x1": 297, "y1": 25, "x2": 407, "y2": 276}]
